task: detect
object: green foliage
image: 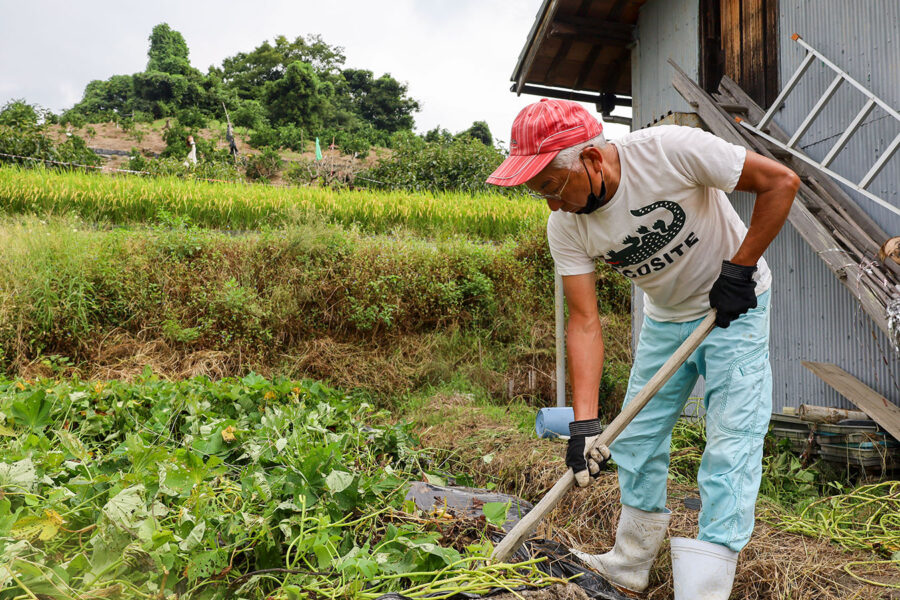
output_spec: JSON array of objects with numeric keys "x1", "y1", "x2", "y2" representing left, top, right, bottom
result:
[
  {"x1": 277, "y1": 123, "x2": 306, "y2": 152},
  {"x1": 0, "y1": 375, "x2": 514, "y2": 598},
  {"x1": 0, "y1": 99, "x2": 47, "y2": 129},
  {"x1": 246, "y1": 123, "x2": 306, "y2": 152},
  {"x1": 263, "y1": 61, "x2": 330, "y2": 130},
  {"x1": 127, "y1": 154, "x2": 242, "y2": 181},
  {"x1": 61, "y1": 26, "x2": 420, "y2": 146},
  {"x1": 340, "y1": 68, "x2": 420, "y2": 133},
  {"x1": 247, "y1": 123, "x2": 279, "y2": 149},
  {"x1": 460, "y1": 121, "x2": 493, "y2": 146},
  {"x1": 0, "y1": 216, "x2": 590, "y2": 376},
  {"x1": 147, "y1": 23, "x2": 193, "y2": 75},
  {"x1": 424, "y1": 126, "x2": 453, "y2": 143},
  {"x1": 60, "y1": 110, "x2": 87, "y2": 128},
  {"x1": 219, "y1": 34, "x2": 347, "y2": 100},
  {"x1": 759, "y1": 449, "x2": 820, "y2": 505},
  {"x1": 132, "y1": 70, "x2": 204, "y2": 118},
  {"x1": 245, "y1": 147, "x2": 284, "y2": 181},
  {"x1": 231, "y1": 99, "x2": 268, "y2": 129},
  {"x1": 319, "y1": 123, "x2": 384, "y2": 158},
  {"x1": 0, "y1": 100, "x2": 100, "y2": 168},
  {"x1": 177, "y1": 106, "x2": 208, "y2": 129},
  {"x1": 68, "y1": 74, "x2": 135, "y2": 116},
  {"x1": 160, "y1": 122, "x2": 192, "y2": 158},
  {"x1": 360, "y1": 132, "x2": 508, "y2": 194}
]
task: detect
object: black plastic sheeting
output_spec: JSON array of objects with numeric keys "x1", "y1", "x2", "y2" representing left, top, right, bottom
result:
[{"x1": 375, "y1": 483, "x2": 630, "y2": 600}]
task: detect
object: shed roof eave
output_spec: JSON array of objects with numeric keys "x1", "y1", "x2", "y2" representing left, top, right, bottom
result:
[{"x1": 511, "y1": 0, "x2": 560, "y2": 95}]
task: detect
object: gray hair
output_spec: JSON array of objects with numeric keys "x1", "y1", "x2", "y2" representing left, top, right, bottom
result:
[{"x1": 548, "y1": 134, "x2": 607, "y2": 170}]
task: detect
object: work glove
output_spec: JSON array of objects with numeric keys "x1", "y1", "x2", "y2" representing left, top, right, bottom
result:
[
  {"x1": 709, "y1": 260, "x2": 758, "y2": 328},
  {"x1": 566, "y1": 418, "x2": 611, "y2": 487}
]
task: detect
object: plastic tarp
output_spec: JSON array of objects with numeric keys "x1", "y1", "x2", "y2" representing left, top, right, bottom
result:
[{"x1": 385, "y1": 483, "x2": 630, "y2": 600}]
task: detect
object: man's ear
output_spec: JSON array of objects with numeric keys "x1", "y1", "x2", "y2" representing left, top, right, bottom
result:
[{"x1": 580, "y1": 145, "x2": 603, "y2": 172}]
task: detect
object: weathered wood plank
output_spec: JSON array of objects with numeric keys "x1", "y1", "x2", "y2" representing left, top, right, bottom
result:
[
  {"x1": 802, "y1": 361, "x2": 900, "y2": 441},
  {"x1": 721, "y1": 0, "x2": 742, "y2": 92},
  {"x1": 741, "y1": 0, "x2": 765, "y2": 104},
  {"x1": 763, "y1": 0, "x2": 779, "y2": 105},
  {"x1": 798, "y1": 404, "x2": 869, "y2": 424}
]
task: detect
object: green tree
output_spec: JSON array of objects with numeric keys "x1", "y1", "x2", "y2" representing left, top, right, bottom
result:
[
  {"x1": 0, "y1": 100, "x2": 100, "y2": 167},
  {"x1": 460, "y1": 121, "x2": 492, "y2": 146},
  {"x1": 263, "y1": 61, "x2": 330, "y2": 129},
  {"x1": 147, "y1": 23, "x2": 192, "y2": 76},
  {"x1": 0, "y1": 99, "x2": 43, "y2": 128},
  {"x1": 70, "y1": 74, "x2": 136, "y2": 117},
  {"x1": 132, "y1": 71, "x2": 204, "y2": 117},
  {"x1": 341, "y1": 69, "x2": 419, "y2": 133},
  {"x1": 220, "y1": 34, "x2": 346, "y2": 101},
  {"x1": 360, "y1": 132, "x2": 506, "y2": 194},
  {"x1": 232, "y1": 99, "x2": 268, "y2": 129},
  {"x1": 424, "y1": 126, "x2": 453, "y2": 143}
]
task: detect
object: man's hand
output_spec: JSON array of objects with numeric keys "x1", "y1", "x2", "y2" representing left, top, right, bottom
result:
[
  {"x1": 566, "y1": 418, "x2": 610, "y2": 486},
  {"x1": 709, "y1": 260, "x2": 757, "y2": 328}
]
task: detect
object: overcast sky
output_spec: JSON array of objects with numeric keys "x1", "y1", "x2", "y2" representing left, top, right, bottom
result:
[{"x1": 0, "y1": 0, "x2": 630, "y2": 144}]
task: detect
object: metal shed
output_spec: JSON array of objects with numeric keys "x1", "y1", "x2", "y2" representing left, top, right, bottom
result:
[{"x1": 513, "y1": 0, "x2": 900, "y2": 412}]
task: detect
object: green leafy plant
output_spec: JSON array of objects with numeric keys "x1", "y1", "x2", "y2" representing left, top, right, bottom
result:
[{"x1": 0, "y1": 375, "x2": 564, "y2": 598}]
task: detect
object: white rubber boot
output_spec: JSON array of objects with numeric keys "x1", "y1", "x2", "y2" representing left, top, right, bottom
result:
[
  {"x1": 570, "y1": 504, "x2": 671, "y2": 592},
  {"x1": 670, "y1": 537, "x2": 738, "y2": 600}
]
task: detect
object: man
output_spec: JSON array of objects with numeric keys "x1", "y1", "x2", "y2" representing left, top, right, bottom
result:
[{"x1": 486, "y1": 99, "x2": 799, "y2": 599}]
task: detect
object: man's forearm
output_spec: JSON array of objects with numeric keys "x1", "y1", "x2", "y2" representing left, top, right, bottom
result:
[
  {"x1": 732, "y1": 165, "x2": 800, "y2": 266},
  {"x1": 567, "y1": 316, "x2": 604, "y2": 421}
]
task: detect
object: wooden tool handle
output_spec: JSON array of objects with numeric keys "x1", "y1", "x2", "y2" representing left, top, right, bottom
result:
[{"x1": 490, "y1": 312, "x2": 716, "y2": 563}]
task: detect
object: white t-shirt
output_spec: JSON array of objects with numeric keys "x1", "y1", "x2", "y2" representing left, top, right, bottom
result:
[{"x1": 547, "y1": 125, "x2": 771, "y2": 322}]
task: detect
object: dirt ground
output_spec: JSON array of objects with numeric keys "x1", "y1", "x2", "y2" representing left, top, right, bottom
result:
[
  {"x1": 44, "y1": 120, "x2": 387, "y2": 181},
  {"x1": 408, "y1": 393, "x2": 900, "y2": 599}
]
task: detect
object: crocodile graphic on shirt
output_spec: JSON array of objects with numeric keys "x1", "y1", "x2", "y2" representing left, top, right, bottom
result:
[{"x1": 604, "y1": 201, "x2": 686, "y2": 267}]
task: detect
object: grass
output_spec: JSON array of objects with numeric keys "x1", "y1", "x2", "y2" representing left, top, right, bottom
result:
[
  {"x1": 0, "y1": 215, "x2": 632, "y2": 406},
  {"x1": 0, "y1": 165, "x2": 545, "y2": 239}
]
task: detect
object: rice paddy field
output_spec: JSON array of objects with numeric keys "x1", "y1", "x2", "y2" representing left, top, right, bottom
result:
[
  {"x1": 0, "y1": 166, "x2": 545, "y2": 239},
  {"x1": 1, "y1": 165, "x2": 898, "y2": 599}
]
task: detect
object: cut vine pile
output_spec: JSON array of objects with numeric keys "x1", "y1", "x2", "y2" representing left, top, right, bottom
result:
[{"x1": 0, "y1": 374, "x2": 565, "y2": 599}]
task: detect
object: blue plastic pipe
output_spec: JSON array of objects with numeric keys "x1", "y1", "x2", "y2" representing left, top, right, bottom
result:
[{"x1": 535, "y1": 407, "x2": 575, "y2": 439}]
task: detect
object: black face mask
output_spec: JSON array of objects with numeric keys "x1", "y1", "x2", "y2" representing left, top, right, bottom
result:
[{"x1": 576, "y1": 155, "x2": 607, "y2": 215}]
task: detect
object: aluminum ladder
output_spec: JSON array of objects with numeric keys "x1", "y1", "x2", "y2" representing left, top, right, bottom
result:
[{"x1": 736, "y1": 34, "x2": 900, "y2": 217}]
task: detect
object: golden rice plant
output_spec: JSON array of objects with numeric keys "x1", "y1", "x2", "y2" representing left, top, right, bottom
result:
[{"x1": 0, "y1": 166, "x2": 545, "y2": 239}]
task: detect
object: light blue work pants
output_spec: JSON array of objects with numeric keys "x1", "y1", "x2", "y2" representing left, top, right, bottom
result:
[{"x1": 611, "y1": 291, "x2": 771, "y2": 553}]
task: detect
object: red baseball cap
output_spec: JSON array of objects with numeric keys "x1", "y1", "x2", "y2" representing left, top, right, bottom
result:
[{"x1": 487, "y1": 98, "x2": 603, "y2": 187}]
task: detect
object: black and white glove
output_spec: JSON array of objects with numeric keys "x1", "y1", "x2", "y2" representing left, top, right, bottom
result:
[
  {"x1": 565, "y1": 418, "x2": 611, "y2": 487},
  {"x1": 709, "y1": 260, "x2": 758, "y2": 328}
]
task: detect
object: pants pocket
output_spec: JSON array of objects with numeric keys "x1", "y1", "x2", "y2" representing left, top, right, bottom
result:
[{"x1": 712, "y1": 347, "x2": 771, "y2": 438}]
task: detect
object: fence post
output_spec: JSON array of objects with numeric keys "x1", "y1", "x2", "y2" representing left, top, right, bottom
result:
[{"x1": 555, "y1": 268, "x2": 566, "y2": 408}]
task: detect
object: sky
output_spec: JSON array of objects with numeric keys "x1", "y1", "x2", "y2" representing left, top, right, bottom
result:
[{"x1": 0, "y1": 0, "x2": 631, "y2": 144}]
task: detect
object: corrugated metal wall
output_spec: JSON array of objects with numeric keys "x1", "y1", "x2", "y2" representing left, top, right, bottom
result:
[
  {"x1": 626, "y1": 0, "x2": 900, "y2": 411},
  {"x1": 766, "y1": 0, "x2": 900, "y2": 408},
  {"x1": 631, "y1": 0, "x2": 699, "y2": 128}
]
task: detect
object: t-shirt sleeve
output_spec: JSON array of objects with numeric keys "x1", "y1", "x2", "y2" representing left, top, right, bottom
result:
[
  {"x1": 658, "y1": 126, "x2": 747, "y2": 193},
  {"x1": 546, "y1": 214, "x2": 596, "y2": 276}
]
